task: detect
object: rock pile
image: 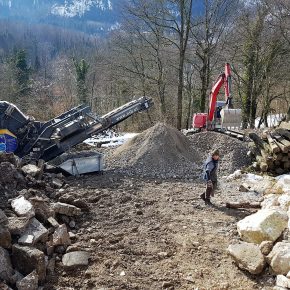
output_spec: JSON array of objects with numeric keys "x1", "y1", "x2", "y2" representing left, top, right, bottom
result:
[
  {"x1": 108, "y1": 122, "x2": 202, "y2": 178},
  {"x1": 228, "y1": 187, "x2": 290, "y2": 289},
  {"x1": 188, "y1": 131, "x2": 251, "y2": 175},
  {"x1": 0, "y1": 153, "x2": 89, "y2": 290}
]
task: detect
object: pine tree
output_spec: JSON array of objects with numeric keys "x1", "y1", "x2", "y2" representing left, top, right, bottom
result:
[{"x1": 73, "y1": 58, "x2": 90, "y2": 104}]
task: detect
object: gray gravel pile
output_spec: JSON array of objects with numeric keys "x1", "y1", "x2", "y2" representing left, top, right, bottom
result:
[
  {"x1": 106, "y1": 122, "x2": 202, "y2": 179},
  {"x1": 188, "y1": 131, "x2": 251, "y2": 175}
]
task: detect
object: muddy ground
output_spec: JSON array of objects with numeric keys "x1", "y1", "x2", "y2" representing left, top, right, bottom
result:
[{"x1": 45, "y1": 172, "x2": 275, "y2": 290}]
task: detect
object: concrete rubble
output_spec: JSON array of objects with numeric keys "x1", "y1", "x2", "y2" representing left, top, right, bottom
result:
[
  {"x1": 229, "y1": 172, "x2": 290, "y2": 288},
  {"x1": 0, "y1": 153, "x2": 87, "y2": 289},
  {"x1": 16, "y1": 270, "x2": 38, "y2": 290},
  {"x1": 237, "y1": 209, "x2": 288, "y2": 244},
  {"x1": 18, "y1": 218, "x2": 49, "y2": 245},
  {"x1": 52, "y1": 202, "x2": 82, "y2": 216},
  {"x1": 0, "y1": 247, "x2": 13, "y2": 282},
  {"x1": 227, "y1": 242, "x2": 266, "y2": 274},
  {"x1": 276, "y1": 275, "x2": 290, "y2": 288},
  {"x1": 62, "y1": 251, "x2": 90, "y2": 268},
  {"x1": 267, "y1": 242, "x2": 290, "y2": 275},
  {"x1": 11, "y1": 196, "x2": 35, "y2": 218}
]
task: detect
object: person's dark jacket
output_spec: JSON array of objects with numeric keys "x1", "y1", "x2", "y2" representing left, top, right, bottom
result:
[{"x1": 203, "y1": 156, "x2": 219, "y2": 182}]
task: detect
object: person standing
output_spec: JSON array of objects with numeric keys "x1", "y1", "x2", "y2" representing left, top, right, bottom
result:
[{"x1": 200, "y1": 149, "x2": 220, "y2": 204}]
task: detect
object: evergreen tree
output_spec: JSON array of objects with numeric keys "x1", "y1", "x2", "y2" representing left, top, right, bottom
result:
[
  {"x1": 73, "y1": 58, "x2": 90, "y2": 104},
  {"x1": 9, "y1": 49, "x2": 31, "y2": 106}
]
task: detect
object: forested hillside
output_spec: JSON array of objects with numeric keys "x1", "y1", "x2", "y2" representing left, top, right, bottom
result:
[{"x1": 0, "y1": 0, "x2": 290, "y2": 130}]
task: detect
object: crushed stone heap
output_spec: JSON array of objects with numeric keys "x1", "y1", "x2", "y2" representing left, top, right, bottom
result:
[
  {"x1": 188, "y1": 131, "x2": 251, "y2": 175},
  {"x1": 108, "y1": 122, "x2": 202, "y2": 179}
]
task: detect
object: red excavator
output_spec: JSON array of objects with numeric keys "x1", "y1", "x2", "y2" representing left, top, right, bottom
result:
[{"x1": 192, "y1": 63, "x2": 241, "y2": 131}]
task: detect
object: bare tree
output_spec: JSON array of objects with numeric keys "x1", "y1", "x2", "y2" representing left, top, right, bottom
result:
[
  {"x1": 190, "y1": 0, "x2": 238, "y2": 113},
  {"x1": 230, "y1": 1, "x2": 290, "y2": 128},
  {"x1": 118, "y1": 0, "x2": 193, "y2": 129}
]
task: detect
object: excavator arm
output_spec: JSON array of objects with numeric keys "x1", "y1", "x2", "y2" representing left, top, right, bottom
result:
[
  {"x1": 208, "y1": 73, "x2": 226, "y2": 122},
  {"x1": 208, "y1": 63, "x2": 232, "y2": 122}
]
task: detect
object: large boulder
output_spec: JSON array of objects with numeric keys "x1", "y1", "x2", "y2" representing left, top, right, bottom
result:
[
  {"x1": 267, "y1": 242, "x2": 290, "y2": 275},
  {"x1": 12, "y1": 244, "x2": 46, "y2": 283},
  {"x1": 237, "y1": 209, "x2": 288, "y2": 244},
  {"x1": 227, "y1": 242, "x2": 266, "y2": 274},
  {"x1": 0, "y1": 247, "x2": 13, "y2": 282}
]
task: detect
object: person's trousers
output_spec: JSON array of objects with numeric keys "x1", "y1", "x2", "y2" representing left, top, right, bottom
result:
[{"x1": 205, "y1": 181, "x2": 217, "y2": 199}]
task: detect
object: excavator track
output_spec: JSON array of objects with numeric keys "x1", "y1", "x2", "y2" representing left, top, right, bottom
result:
[
  {"x1": 219, "y1": 129, "x2": 245, "y2": 141},
  {"x1": 184, "y1": 128, "x2": 246, "y2": 141}
]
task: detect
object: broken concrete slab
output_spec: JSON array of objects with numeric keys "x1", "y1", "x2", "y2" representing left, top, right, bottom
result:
[
  {"x1": 62, "y1": 251, "x2": 90, "y2": 269},
  {"x1": 11, "y1": 196, "x2": 35, "y2": 218},
  {"x1": 29, "y1": 197, "x2": 54, "y2": 223},
  {"x1": 7, "y1": 217, "x2": 30, "y2": 235},
  {"x1": 52, "y1": 202, "x2": 81, "y2": 216},
  {"x1": 21, "y1": 164, "x2": 40, "y2": 177},
  {"x1": 16, "y1": 270, "x2": 38, "y2": 290},
  {"x1": 18, "y1": 218, "x2": 48, "y2": 245},
  {"x1": 0, "y1": 227, "x2": 11, "y2": 249},
  {"x1": 0, "y1": 247, "x2": 13, "y2": 283},
  {"x1": 52, "y1": 224, "x2": 71, "y2": 246},
  {"x1": 237, "y1": 209, "x2": 288, "y2": 244},
  {"x1": 12, "y1": 244, "x2": 46, "y2": 283},
  {"x1": 227, "y1": 242, "x2": 266, "y2": 274}
]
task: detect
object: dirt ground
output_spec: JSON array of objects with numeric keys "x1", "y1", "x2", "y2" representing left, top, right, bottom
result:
[{"x1": 45, "y1": 172, "x2": 276, "y2": 290}]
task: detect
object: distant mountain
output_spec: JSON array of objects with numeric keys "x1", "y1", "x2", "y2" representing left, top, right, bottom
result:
[{"x1": 0, "y1": 0, "x2": 125, "y2": 34}]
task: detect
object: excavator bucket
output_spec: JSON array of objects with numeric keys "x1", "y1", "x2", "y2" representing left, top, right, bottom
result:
[{"x1": 221, "y1": 108, "x2": 242, "y2": 129}]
